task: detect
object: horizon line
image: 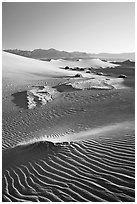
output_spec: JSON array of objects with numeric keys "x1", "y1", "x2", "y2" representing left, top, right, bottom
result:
[{"x1": 2, "y1": 48, "x2": 135, "y2": 55}]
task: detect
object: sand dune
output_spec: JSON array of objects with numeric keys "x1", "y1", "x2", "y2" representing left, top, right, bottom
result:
[
  {"x1": 3, "y1": 125, "x2": 135, "y2": 202},
  {"x1": 2, "y1": 51, "x2": 135, "y2": 201},
  {"x1": 49, "y1": 58, "x2": 119, "y2": 68},
  {"x1": 2, "y1": 51, "x2": 86, "y2": 79},
  {"x1": 3, "y1": 51, "x2": 118, "y2": 79},
  {"x1": 2, "y1": 51, "x2": 123, "y2": 92}
]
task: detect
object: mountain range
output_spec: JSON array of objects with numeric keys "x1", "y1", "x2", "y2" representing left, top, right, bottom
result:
[{"x1": 3, "y1": 48, "x2": 135, "y2": 61}]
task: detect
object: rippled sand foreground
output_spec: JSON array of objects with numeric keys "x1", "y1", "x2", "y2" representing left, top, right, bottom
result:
[
  {"x1": 2, "y1": 52, "x2": 135, "y2": 202},
  {"x1": 3, "y1": 130, "x2": 135, "y2": 202}
]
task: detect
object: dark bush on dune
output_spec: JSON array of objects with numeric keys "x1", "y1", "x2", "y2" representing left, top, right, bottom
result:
[
  {"x1": 80, "y1": 68, "x2": 84, "y2": 71},
  {"x1": 75, "y1": 73, "x2": 82, "y2": 77},
  {"x1": 65, "y1": 66, "x2": 70, "y2": 70},
  {"x1": 86, "y1": 70, "x2": 91, "y2": 73},
  {"x1": 118, "y1": 74, "x2": 127, "y2": 78},
  {"x1": 73, "y1": 67, "x2": 80, "y2": 71},
  {"x1": 97, "y1": 72, "x2": 104, "y2": 76}
]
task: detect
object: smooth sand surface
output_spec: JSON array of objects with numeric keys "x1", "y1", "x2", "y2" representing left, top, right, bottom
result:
[
  {"x1": 3, "y1": 52, "x2": 118, "y2": 79},
  {"x1": 2, "y1": 52, "x2": 135, "y2": 202}
]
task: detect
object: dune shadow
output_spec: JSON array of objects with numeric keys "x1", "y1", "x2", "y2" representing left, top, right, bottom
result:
[
  {"x1": 11, "y1": 86, "x2": 48, "y2": 109},
  {"x1": 2, "y1": 140, "x2": 62, "y2": 171},
  {"x1": 97, "y1": 67, "x2": 135, "y2": 89},
  {"x1": 11, "y1": 91, "x2": 28, "y2": 109},
  {"x1": 53, "y1": 84, "x2": 81, "y2": 92}
]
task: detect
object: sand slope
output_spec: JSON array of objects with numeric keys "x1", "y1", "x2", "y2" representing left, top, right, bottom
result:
[
  {"x1": 2, "y1": 51, "x2": 135, "y2": 202},
  {"x1": 2, "y1": 51, "x2": 118, "y2": 79},
  {"x1": 49, "y1": 58, "x2": 119, "y2": 68},
  {"x1": 2, "y1": 51, "x2": 84, "y2": 79}
]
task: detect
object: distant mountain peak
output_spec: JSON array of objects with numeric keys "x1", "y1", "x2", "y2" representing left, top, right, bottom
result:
[{"x1": 3, "y1": 48, "x2": 135, "y2": 61}]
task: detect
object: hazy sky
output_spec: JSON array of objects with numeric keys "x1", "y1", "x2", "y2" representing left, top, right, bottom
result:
[{"x1": 2, "y1": 2, "x2": 135, "y2": 53}]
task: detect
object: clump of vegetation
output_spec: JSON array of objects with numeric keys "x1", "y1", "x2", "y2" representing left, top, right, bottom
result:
[
  {"x1": 118, "y1": 74, "x2": 127, "y2": 78},
  {"x1": 97, "y1": 72, "x2": 104, "y2": 76},
  {"x1": 75, "y1": 73, "x2": 82, "y2": 78},
  {"x1": 64, "y1": 66, "x2": 70, "y2": 70},
  {"x1": 86, "y1": 70, "x2": 90, "y2": 73}
]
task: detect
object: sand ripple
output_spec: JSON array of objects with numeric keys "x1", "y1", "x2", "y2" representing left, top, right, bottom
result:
[
  {"x1": 2, "y1": 76, "x2": 135, "y2": 202},
  {"x1": 3, "y1": 132, "x2": 135, "y2": 202}
]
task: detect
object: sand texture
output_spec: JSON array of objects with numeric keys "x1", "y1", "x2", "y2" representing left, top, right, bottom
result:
[{"x1": 2, "y1": 52, "x2": 135, "y2": 202}]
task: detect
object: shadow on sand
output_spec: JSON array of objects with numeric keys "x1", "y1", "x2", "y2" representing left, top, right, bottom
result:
[{"x1": 11, "y1": 91, "x2": 28, "y2": 109}]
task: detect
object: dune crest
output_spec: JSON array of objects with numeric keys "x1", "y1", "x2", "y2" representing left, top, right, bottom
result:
[{"x1": 14, "y1": 120, "x2": 134, "y2": 146}]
